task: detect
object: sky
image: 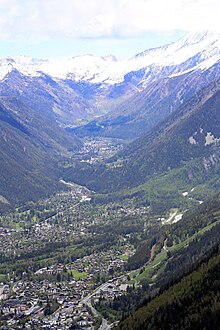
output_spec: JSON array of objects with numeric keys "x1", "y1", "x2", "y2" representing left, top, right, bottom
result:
[{"x1": 0, "y1": 0, "x2": 220, "y2": 59}]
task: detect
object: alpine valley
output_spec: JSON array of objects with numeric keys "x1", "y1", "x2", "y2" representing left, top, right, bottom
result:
[{"x1": 0, "y1": 31, "x2": 220, "y2": 330}]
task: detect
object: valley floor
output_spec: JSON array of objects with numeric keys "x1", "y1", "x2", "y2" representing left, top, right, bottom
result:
[
  {"x1": 1, "y1": 186, "x2": 220, "y2": 329},
  {"x1": 1, "y1": 138, "x2": 220, "y2": 329}
]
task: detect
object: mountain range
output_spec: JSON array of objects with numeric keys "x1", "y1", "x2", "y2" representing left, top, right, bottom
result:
[
  {"x1": 1, "y1": 30, "x2": 220, "y2": 210},
  {"x1": 1, "y1": 30, "x2": 220, "y2": 132},
  {"x1": 1, "y1": 31, "x2": 220, "y2": 85}
]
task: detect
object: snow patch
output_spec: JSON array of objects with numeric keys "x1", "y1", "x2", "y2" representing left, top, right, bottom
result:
[
  {"x1": 205, "y1": 132, "x2": 220, "y2": 145},
  {"x1": 189, "y1": 136, "x2": 197, "y2": 145},
  {"x1": 173, "y1": 214, "x2": 183, "y2": 223}
]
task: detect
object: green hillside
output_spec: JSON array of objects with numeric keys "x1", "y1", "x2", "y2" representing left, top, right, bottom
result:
[{"x1": 116, "y1": 249, "x2": 220, "y2": 330}]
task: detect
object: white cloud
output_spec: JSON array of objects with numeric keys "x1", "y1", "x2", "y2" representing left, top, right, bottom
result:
[{"x1": 0, "y1": 0, "x2": 220, "y2": 41}]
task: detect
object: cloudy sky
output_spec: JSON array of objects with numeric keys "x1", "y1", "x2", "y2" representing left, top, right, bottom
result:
[{"x1": 0, "y1": 0, "x2": 219, "y2": 59}]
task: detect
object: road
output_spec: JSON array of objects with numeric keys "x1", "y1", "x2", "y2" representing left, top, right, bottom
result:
[{"x1": 80, "y1": 282, "x2": 112, "y2": 329}]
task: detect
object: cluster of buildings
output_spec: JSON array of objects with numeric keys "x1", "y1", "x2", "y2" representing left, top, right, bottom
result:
[
  {"x1": 77, "y1": 137, "x2": 124, "y2": 164},
  {"x1": 0, "y1": 246, "x2": 134, "y2": 329}
]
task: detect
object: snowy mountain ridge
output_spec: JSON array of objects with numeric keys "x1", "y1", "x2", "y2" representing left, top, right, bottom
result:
[
  {"x1": 0, "y1": 54, "x2": 117, "y2": 81},
  {"x1": 1, "y1": 30, "x2": 220, "y2": 85},
  {"x1": 93, "y1": 30, "x2": 220, "y2": 85}
]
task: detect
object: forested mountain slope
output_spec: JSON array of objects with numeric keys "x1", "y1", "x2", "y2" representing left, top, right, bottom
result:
[
  {"x1": 90, "y1": 193, "x2": 220, "y2": 328},
  {"x1": 116, "y1": 249, "x2": 220, "y2": 330},
  {"x1": 0, "y1": 96, "x2": 81, "y2": 211},
  {"x1": 64, "y1": 78, "x2": 220, "y2": 196}
]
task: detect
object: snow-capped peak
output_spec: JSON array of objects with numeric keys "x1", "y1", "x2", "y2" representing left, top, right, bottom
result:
[
  {"x1": 91, "y1": 30, "x2": 220, "y2": 84},
  {"x1": 0, "y1": 53, "x2": 117, "y2": 82},
  {"x1": 1, "y1": 31, "x2": 220, "y2": 85},
  {"x1": 130, "y1": 30, "x2": 220, "y2": 68},
  {"x1": 177, "y1": 30, "x2": 220, "y2": 46},
  {"x1": 0, "y1": 58, "x2": 16, "y2": 80}
]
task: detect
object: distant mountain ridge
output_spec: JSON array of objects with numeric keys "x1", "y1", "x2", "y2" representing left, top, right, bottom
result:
[
  {"x1": 1, "y1": 31, "x2": 220, "y2": 86},
  {"x1": 72, "y1": 60, "x2": 220, "y2": 139},
  {"x1": 1, "y1": 31, "x2": 220, "y2": 134}
]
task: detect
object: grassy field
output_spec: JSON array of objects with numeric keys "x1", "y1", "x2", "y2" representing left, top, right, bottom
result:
[
  {"x1": 120, "y1": 254, "x2": 129, "y2": 261},
  {"x1": 0, "y1": 274, "x2": 7, "y2": 282},
  {"x1": 135, "y1": 250, "x2": 167, "y2": 283},
  {"x1": 68, "y1": 269, "x2": 88, "y2": 280}
]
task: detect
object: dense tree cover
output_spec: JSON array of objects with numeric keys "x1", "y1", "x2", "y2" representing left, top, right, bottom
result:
[
  {"x1": 100, "y1": 227, "x2": 220, "y2": 321},
  {"x1": 96, "y1": 193, "x2": 220, "y2": 320},
  {"x1": 127, "y1": 194, "x2": 220, "y2": 269},
  {"x1": 44, "y1": 299, "x2": 59, "y2": 316},
  {"x1": 125, "y1": 238, "x2": 156, "y2": 270},
  {"x1": 116, "y1": 247, "x2": 220, "y2": 330},
  {"x1": 126, "y1": 193, "x2": 220, "y2": 271}
]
